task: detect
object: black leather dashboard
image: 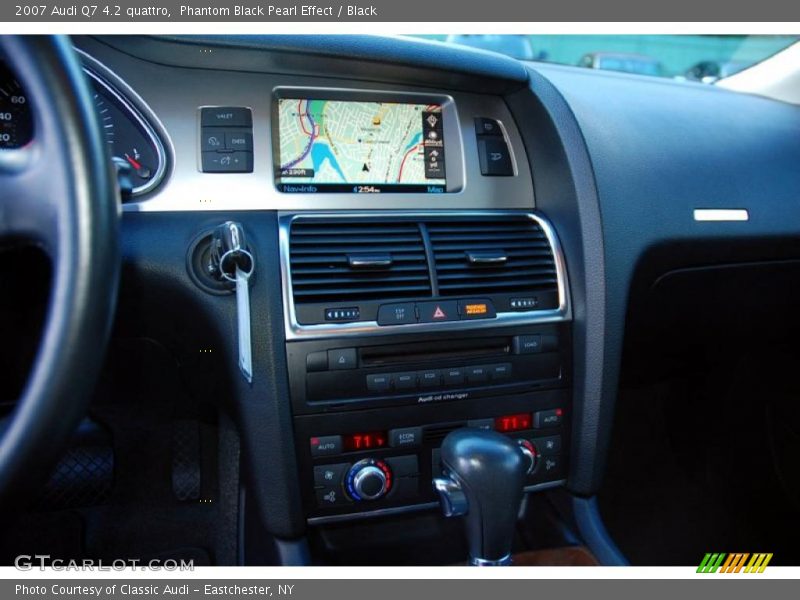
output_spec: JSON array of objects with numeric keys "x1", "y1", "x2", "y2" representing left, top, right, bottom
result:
[{"x1": 68, "y1": 33, "x2": 800, "y2": 536}]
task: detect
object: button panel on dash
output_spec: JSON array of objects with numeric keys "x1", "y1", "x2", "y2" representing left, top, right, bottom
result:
[{"x1": 200, "y1": 106, "x2": 254, "y2": 173}]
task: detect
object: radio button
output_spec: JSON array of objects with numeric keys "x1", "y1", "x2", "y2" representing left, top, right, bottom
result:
[
  {"x1": 466, "y1": 365, "x2": 489, "y2": 384},
  {"x1": 442, "y1": 367, "x2": 466, "y2": 386},
  {"x1": 310, "y1": 435, "x2": 342, "y2": 457},
  {"x1": 490, "y1": 363, "x2": 512, "y2": 380},
  {"x1": 377, "y1": 302, "x2": 417, "y2": 325},
  {"x1": 366, "y1": 373, "x2": 391, "y2": 393},
  {"x1": 418, "y1": 369, "x2": 442, "y2": 388},
  {"x1": 388, "y1": 428, "x2": 422, "y2": 449},
  {"x1": 392, "y1": 372, "x2": 417, "y2": 391}
]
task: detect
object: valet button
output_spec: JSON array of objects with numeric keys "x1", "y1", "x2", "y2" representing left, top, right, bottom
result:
[{"x1": 201, "y1": 106, "x2": 252, "y2": 128}]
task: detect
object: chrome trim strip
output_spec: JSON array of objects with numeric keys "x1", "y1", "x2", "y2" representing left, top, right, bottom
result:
[
  {"x1": 470, "y1": 554, "x2": 512, "y2": 566},
  {"x1": 76, "y1": 49, "x2": 172, "y2": 199},
  {"x1": 280, "y1": 210, "x2": 571, "y2": 341},
  {"x1": 306, "y1": 479, "x2": 565, "y2": 525},
  {"x1": 693, "y1": 208, "x2": 749, "y2": 222}
]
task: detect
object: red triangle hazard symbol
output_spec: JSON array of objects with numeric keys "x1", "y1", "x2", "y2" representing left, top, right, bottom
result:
[{"x1": 433, "y1": 305, "x2": 446, "y2": 319}]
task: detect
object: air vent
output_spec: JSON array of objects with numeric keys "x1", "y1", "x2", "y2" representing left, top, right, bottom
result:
[
  {"x1": 289, "y1": 220, "x2": 432, "y2": 305},
  {"x1": 428, "y1": 218, "x2": 558, "y2": 297}
]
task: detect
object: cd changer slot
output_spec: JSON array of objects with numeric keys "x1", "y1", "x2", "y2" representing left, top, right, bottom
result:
[{"x1": 360, "y1": 337, "x2": 511, "y2": 367}]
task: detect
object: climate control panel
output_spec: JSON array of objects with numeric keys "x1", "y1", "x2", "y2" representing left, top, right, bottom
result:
[{"x1": 294, "y1": 390, "x2": 570, "y2": 523}]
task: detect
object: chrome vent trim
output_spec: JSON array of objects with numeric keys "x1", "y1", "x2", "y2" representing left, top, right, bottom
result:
[
  {"x1": 289, "y1": 221, "x2": 431, "y2": 304},
  {"x1": 280, "y1": 211, "x2": 571, "y2": 340}
]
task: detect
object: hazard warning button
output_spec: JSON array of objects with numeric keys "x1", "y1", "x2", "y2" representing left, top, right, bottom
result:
[{"x1": 417, "y1": 301, "x2": 459, "y2": 323}]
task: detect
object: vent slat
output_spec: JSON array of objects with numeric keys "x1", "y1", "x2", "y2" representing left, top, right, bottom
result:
[
  {"x1": 290, "y1": 220, "x2": 431, "y2": 304},
  {"x1": 431, "y1": 240, "x2": 549, "y2": 251},
  {"x1": 291, "y1": 245, "x2": 425, "y2": 255},
  {"x1": 292, "y1": 264, "x2": 429, "y2": 275},
  {"x1": 438, "y1": 269, "x2": 556, "y2": 282},
  {"x1": 294, "y1": 274, "x2": 432, "y2": 286},
  {"x1": 292, "y1": 235, "x2": 423, "y2": 245},
  {"x1": 291, "y1": 254, "x2": 426, "y2": 265},
  {"x1": 429, "y1": 218, "x2": 558, "y2": 298},
  {"x1": 294, "y1": 285, "x2": 432, "y2": 299},
  {"x1": 436, "y1": 258, "x2": 554, "y2": 270}
]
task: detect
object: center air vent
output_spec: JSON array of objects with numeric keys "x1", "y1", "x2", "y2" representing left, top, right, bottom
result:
[
  {"x1": 289, "y1": 220, "x2": 431, "y2": 305},
  {"x1": 428, "y1": 218, "x2": 558, "y2": 297}
]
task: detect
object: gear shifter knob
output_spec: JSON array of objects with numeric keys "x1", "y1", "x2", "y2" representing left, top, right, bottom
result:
[{"x1": 433, "y1": 428, "x2": 527, "y2": 566}]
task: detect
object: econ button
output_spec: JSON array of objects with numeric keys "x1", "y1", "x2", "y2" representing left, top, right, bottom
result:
[{"x1": 458, "y1": 299, "x2": 496, "y2": 320}]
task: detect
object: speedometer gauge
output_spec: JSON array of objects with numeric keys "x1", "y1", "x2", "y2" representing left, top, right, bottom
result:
[
  {"x1": 0, "y1": 59, "x2": 168, "y2": 198},
  {"x1": 89, "y1": 76, "x2": 165, "y2": 195},
  {"x1": 0, "y1": 62, "x2": 33, "y2": 149}
]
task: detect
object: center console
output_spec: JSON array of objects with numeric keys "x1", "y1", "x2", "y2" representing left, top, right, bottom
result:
[{"x1": 281, "y1": 211, "x2": 572, "y2": 524}]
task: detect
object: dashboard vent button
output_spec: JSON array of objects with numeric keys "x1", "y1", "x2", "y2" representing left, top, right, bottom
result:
[
  {"x1": 429, "y1": 217, "x2": 558, "y2": 301},
  {"x1": 289, "y1": 220, "x2": 431, "y2": 305}
]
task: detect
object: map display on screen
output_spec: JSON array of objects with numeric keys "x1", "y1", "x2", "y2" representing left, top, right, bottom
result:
[{"x1": 276, "y1": 99, "x2": 446, "y2": 193}]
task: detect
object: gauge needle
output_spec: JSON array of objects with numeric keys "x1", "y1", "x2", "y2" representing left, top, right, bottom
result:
[{"x1": 125, "y1": 153, "x2": 142, "y2": 171}]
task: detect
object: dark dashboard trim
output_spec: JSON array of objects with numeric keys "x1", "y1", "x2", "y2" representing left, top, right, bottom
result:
[
  {"x1": 507, "y1": 67, "x2": 609, "y2": 497},
  {"x1": 83, "y1": 35, "x2": 530, "y2": 95}
]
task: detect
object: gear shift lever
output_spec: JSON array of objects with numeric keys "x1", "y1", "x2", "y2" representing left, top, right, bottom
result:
[{"x1": 432, "y1": 429, "x2": 527, "y2": 566}]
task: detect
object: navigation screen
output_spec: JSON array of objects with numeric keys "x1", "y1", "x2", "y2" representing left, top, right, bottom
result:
[{"x1": 276, "y1": 99, "x2": 446, "y2": 193}]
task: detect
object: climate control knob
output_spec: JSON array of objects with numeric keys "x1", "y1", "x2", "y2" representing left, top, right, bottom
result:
[
  {"x1": 345, "y1": 458, "x2": 393, "y2": 501},
  {"x1": 517, "y1": 439, "x2": 538, "y2": 475}
]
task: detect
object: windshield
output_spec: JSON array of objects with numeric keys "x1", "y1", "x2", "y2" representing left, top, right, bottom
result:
[{"x1": 412, "y1": 35, "x2": 799, "y2": 82}]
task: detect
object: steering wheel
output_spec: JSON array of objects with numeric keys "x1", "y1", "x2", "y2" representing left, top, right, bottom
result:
[{"x1": 0, "y1": 36, "x2": 119, "y2": 504}]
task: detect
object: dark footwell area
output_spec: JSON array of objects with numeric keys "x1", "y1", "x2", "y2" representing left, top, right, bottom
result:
[{"x1": 599, "y1": 350, "x2": 800, "y2": 566}]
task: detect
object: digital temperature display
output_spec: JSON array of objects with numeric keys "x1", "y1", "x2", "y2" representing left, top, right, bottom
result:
[
  {"x1": 494, "y1": 413, "x2": 532, "y2": 433},
  {"x1": 343, "y1": 431, "x2": 388, "y2": 451}
]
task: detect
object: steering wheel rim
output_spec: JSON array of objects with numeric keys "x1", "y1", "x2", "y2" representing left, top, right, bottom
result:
[{"x1": 0, "y1": 36, "x2": 119, "y2": 504}]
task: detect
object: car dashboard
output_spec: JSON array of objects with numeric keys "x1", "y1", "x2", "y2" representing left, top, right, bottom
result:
[{"x1": 5, "y1": 34, "x2": 799, "y2": 565}]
